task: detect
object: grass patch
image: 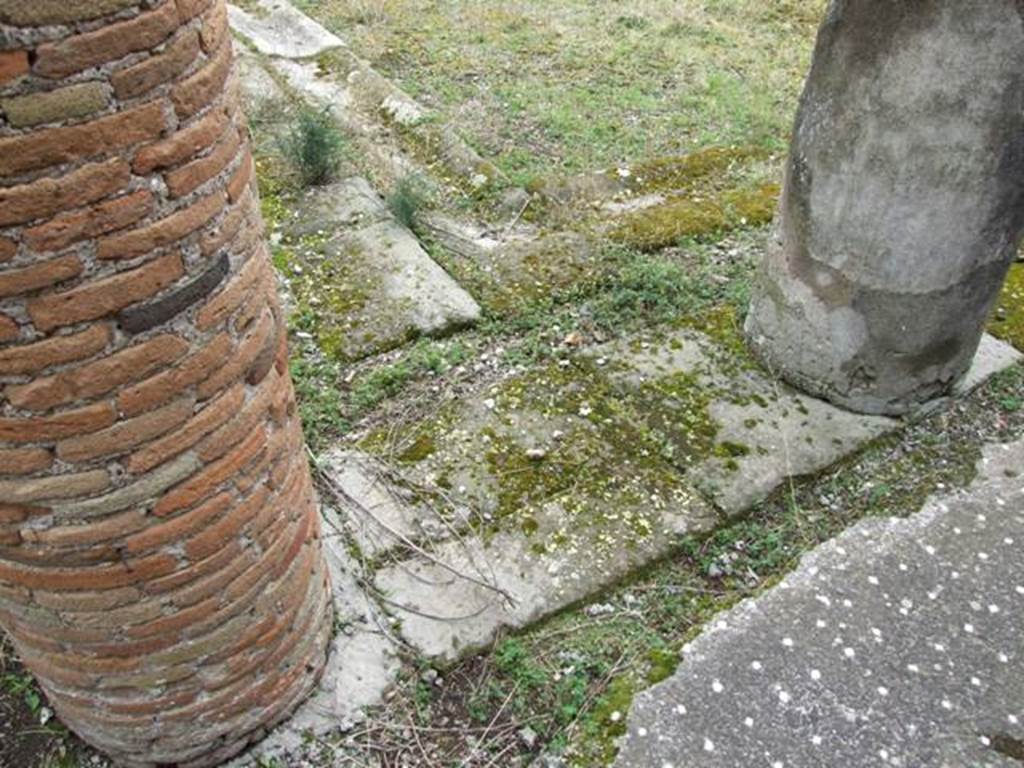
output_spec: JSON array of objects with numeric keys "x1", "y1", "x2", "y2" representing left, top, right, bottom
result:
[
  {"x1": 350, "y1": 339, "x2": 468, "y2": 412},
  {"x1": 301, "y1": 0, "x2": 825, "y2": 179},
  {"x1": 278, "y1": 106, "x2": 346, "y2": 186}
]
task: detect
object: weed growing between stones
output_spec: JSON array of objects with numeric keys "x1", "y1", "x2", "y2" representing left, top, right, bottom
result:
[
  {"x1": 279, "y1": 105, "x2": 346, "y2": 186},
  {"x1": 387, "y1": 173, "x2": 432, "y2": 231}
]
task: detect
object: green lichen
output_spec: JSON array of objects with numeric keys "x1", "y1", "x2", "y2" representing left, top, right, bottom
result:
[
  {"x1": 680, "y1": 304, "x2": 752, "y2": 363},
  {"x1": 580, "y1": 676, "x2": 636, "y2": 765},
  {"x1": 989, "y1": 262, "x2": 1024, "y2": 352},
  {"x1": 257, "y1": 159, "x2": 292, "y2": 233},
  {"x1": 645, "y1": 647, "x2": 680, "y2": 684},
  {"x1": 484, "y1": 234, "x2": 613, "y2": 314},
  {"x1": 282, "y1": 235, "x2": 375, "y2": 362},
  {"x1": 714, "y1": 441, "x2": 750, "y2": 458},
  {"x1": 478, "y1": 360, "x2": 696, "y2": 542},
  {"x1": 359, "y1": 358, "x2": 705, "y2": 555}
]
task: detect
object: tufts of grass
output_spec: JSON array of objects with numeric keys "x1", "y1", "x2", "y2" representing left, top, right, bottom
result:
[
  {"x1": 587, "y1": 248, "x2": 752, "y2": 334},
  {"x1": 278, "y1": 106, "x2": 346, "y2": 187},
  {"x1": 387, "y1": 174, "x2": 432, "y2": 231}
]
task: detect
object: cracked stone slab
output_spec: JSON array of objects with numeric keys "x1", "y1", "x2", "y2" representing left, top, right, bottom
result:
[
  {"x1": 320, "y1": 449, "x2": 473, "y2": 558},
  {"x1": 285, "y1": 179, "x2": 481, "y2": 361},
  {"x1": 361, "y1": 361, "x2": 717, "y2": 661},
  {"x1": 615, "y1": 437, "x2": 1024, "y2": 768},
  {"x1": 374, "y1": 488, "x2": 716, "y2": 662},
  {"x1": 227, "y1": 0, "x2": 344, "y2": 59},
  {"x1": 592, "y1": 329, "x2": 1017, "y2": 516},
  {"x1": 233, "y1": 507, "x2": 399, "y2": 765},
  {"x1": 592, "y1": 328, "x2": 899, "y2": 515}
]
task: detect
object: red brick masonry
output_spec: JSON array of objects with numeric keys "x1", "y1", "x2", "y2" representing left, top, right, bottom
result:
[{"x1": 0, "y1": 1, "x2": 332, "y2": 764}]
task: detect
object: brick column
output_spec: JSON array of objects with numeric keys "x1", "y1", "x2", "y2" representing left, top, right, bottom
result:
[{"x1": 0, "y1": 2, "x2": 332, "y2": 765}]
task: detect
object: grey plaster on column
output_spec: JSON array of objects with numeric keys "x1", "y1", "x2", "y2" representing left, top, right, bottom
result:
[{"x1": 745, "y1": 1, "x2": 1024, "y2": 415}]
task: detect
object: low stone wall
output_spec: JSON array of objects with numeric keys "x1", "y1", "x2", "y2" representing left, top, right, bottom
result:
[{"x1": 0, "y1": 1, "x2": 331, "y2": 764}]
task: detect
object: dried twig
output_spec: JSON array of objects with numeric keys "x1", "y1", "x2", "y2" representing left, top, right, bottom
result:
[{"x1": 312, "y1": 456, "x2": 518, "y2": 607}]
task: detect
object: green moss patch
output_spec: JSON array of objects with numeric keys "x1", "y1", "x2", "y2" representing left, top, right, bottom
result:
[
  {"x1": 618, "y1": 146, "x2": 769, "y2": 196},
  {"x1": 610, "y1": 182, "x2": 779, "y2": 251},
  {"x1": 277, "y1": 235, "x2": 376, "y2": 362},
  {"x1": 989, "y1": 263, "x2": 1024, "y2": 351},
  {"x1": 359, "y1": 358, "x2": 704, "y2": 553}
]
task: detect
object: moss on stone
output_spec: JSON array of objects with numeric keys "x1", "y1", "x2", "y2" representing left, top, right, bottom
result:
[
  {"x1": 610, "y1": 182, "x2": 779, "y2": 251},
  {"x1": 619, "y1": 146, "x2": 768, "y2": 196},
  {"x1": 398, "y1": 433, "x2": 437, "y2": 463},
  {"x1": 278, "y1": 232, "x2": 377, "y2": 362},
  {"x1": 634, "y1": 370, "x2": 719, "y2": 465},
  {"x1": 581, "y1": 676, "x2": 637, "y2": 765},
  {"x1": 989, "y1": 263, "x2": 1024, "y2": 352},
  {"x1": 359, "y1": 357, "x2": 704, "y2": 556},
  {"x1": 645, "y1": 646, "x2": 680, "y2": 684},
  {"x1": 479, "y1": 360, "x2": 696, "y2": 541},
  {"x1": 680, "y1": 304, "x2": 749, "y2": 361}
]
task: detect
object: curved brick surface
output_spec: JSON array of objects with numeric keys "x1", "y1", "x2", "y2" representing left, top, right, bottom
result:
[{"x1": 0, "y1": 2, "x2": 332, "y2": 765}]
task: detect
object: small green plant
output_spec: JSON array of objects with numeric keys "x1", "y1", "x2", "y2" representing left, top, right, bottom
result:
[
  {"x1": 387, "y1": 174, "x2": 431, "y2": 230},
  {"x1": 288, "y1": 353, "x2": 349, "y2": 453},
  {"x1": 590, "y1": 255, "x2": 699, "y2": 329},
  {"x1": 349, "y1": 340, "x2": 466, "y2": 413},
  {"x1": 3, "y1": 671, "x2": 41, "y2": 714},
  {"x1": 494, "y1": 638, "x2": 548, "y2": 690},
  {"x1": 279, "y1": 106, "x2": 345, "y2": 187}
]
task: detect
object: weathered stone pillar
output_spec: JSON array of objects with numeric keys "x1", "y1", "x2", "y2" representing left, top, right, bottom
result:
[
  {"x1": 744, "y1": 1, "x2": 1024, "y2": 415},
  {"x1": 0, "y1": 2, "x2": 331, "y2": 765}
]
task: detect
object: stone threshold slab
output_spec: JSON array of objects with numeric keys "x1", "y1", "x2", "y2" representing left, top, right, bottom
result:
[
  {"x1": 328, "y1": 332, "x2": 1019, "y2": 663},
  {"x1": 227, "y1": 0, "x2": 344, "y2": 60},
  {"x1": 283, "y1": 176, "x2": 481, "y2": 362}
]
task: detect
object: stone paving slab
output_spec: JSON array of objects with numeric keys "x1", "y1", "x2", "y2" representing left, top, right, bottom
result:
[
  {"x1": 374, "y1": 488, "x2": 717, "y2": 662},
  {"x1": 592, "y1": 328, "x2": 899, "y2": 515},
  {"x1": 357, "y1": 360, "x2": 718, "y2": 660},
  {"x1": 615, "y1": 438, "x2": 1024, "y2": 768},
  {"x1": 227, "y1": 0, "x2": 344, "y2": 59},
  {"x1": 285, "y1": 178, "x2": 480, "y2": 361},
  {"x1": 320, "y1": 449, "x2": 475, "y2": 558},
  {"x1": 354, "y1": 331, "x2": 1019, "y2": 662},
  {"x1": 594, "y1": 330, "x2": 1019, "y2": 516}
]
